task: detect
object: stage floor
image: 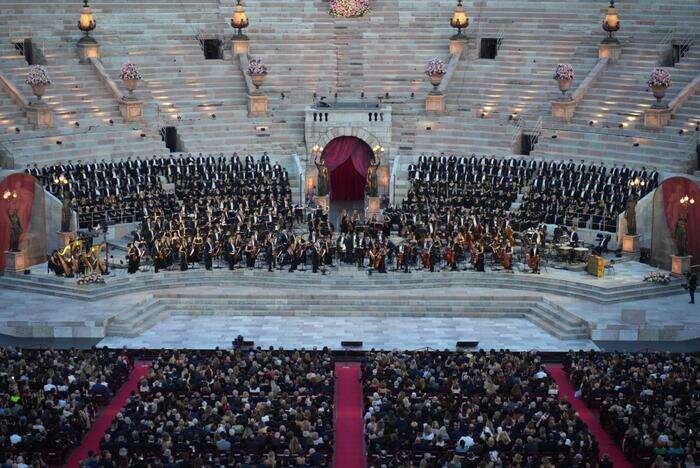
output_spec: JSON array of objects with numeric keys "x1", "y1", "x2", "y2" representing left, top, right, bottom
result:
[{"x1": 0, "y1": 258, "x2": 694, "y2": 351}]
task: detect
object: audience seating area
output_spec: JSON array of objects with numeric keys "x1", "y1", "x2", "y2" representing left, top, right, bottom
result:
[
  {"x1": 0, "y1": 347, "x2": 132, "y2": 466},
  {"x1": 363, "y1": 350, "x2": 600, "y2": 467},
  {"x1": 565, "y1": 351, "x2": 700, "y2": 468},
  {"x1": 96, "y1": 349, "x2": 334, "y2": 467}
]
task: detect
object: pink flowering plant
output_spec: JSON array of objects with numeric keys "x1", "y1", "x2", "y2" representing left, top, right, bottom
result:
[
  {"x1": 647, "y1": 68, "x2": 671, "y2": 88},
  {"x1": 425, "y1": 58, "x2": 447, "y2": 76},
  {"x1": 246, "y1": 58, "x2": 268, "y2": 75},
  {"x1": 25, "y1": 65, "x2": 51, "y2": 86},
  {"x1": 119, "y1": 63, "x2": 142, "y2": 81},
  {"x1": 329, "y1": 0, "x2": 369, "y2": 17},
  {"x1": 553, "y1": 63, "x2": 575, "y2": 81}
]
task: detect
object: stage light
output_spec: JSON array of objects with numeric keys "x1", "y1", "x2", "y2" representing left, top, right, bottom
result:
[{"x1": 450, "y1": 0, "x2": 468, "y2": 39}]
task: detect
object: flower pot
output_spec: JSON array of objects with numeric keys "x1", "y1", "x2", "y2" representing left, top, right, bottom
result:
[
  {"x1": 651, "y1": 85, "x2": 667, "y2": 108},
  {"x1": 428, "y1": 73, "x2": 444, "y2": 92},
  {"x1": 31, "y1": 83, "x2": 47, "y2": 100},
  {"x1": 556, "y1": 78, "x2": 572, "y2": 100},
  {"x1": 250, "y1": 73, "x2": 265, "y2": 90},
  {"x1": 123, "y1": 78, "x2": 139, "y2": 97}
]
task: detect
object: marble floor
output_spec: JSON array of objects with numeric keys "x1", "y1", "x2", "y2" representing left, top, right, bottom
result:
[{"x1": 97, "y1": 316, "x2": 599, "y2": 351}]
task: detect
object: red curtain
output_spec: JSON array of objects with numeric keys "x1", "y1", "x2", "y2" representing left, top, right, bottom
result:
[
  {"x1": 321, "y1": 136, "x2": 373, "y2": 200},
  {"x1": 329, "y1": 156, "x2": 367, "y2": 201},
  {"x1": 662, "y1": 176, "x2": 700, "y2": 262},
  {"x1": 0, "y1": 173, "x2": 36, "y2": 270}
]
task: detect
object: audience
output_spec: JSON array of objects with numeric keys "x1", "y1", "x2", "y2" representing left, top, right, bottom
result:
[
  {"x1": 98, "y1": 348, "x2": 334, "y2": 466},
  {"x1": 565, "y1": 351, "x2": 699, "y2": 467},
  {"x1": 0, "y1": 347, "x2": 132, "y2": 466},
  {"x1": 363, "y1": 350, "x2": 599, "y2": 467}
]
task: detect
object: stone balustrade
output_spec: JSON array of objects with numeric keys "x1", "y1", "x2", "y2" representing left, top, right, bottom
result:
[
  {"x1": 644, "y1": 74, "x2": 700, "y2": 130},
  {"x1": 0, "y1": 72, "x2": 53, "y2": 129},
  {"x1": 89, "y1": 57, "x2": 144, "y2": 122}
]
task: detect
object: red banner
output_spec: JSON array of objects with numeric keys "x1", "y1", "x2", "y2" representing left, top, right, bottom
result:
[{"x1": 662, "y1": 176, "x2": 700, "y2": 262}]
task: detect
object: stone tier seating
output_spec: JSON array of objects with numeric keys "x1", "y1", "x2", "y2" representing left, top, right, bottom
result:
[
  {"x1": 0, "y1": 0, "x2": 698, "y2": 172},
  {"x1": 363, "y1": 350, "x2": 600, "y2": 467},
  {"x1": 99, "y1": 349, "x2": 334, "y2": 466},
  {"x1": 564, "y1": 351, "x2": 699, "y2": 467},
  {"x1": 0, "y1": 347, "x2": 132, "y2": 466}
]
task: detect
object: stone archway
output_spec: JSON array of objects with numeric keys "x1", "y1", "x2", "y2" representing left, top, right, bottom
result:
[{"x1": 308, "y1": 126, "x2": 383, "y2": 158}]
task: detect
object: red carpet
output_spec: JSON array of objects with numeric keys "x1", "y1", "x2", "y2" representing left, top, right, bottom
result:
[
  {"x1": 547, "y1": 364, "x2": 632, "y2": 468},
  {"x1": 334, "y1": 362, "x2": 365, "y2": 468},
  {"x1": 64, "y1": 361, "x2": 150, "y2": 468}
]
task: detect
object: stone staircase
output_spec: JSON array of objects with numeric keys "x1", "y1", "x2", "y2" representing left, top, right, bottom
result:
[
  {"x1": 0, "y1": 268, "x2": 683, "y2": 305},
  {"x1": 105, "y1": 291, "x2": 591, "y2": 341}
]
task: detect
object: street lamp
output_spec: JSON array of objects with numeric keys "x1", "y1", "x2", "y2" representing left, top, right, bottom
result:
[
  {"x1": 231, "y1": 0, "x2": 249, "y2": 37},
  {"x1": 78, "y1": 0, "x2": 96, "y2": 37},
  {"x1": 602, "y1": 0, "x2": 620, "y2": 44},
  {"x1": 450, "y1": 0, "x2": 469, "y2": 40}
]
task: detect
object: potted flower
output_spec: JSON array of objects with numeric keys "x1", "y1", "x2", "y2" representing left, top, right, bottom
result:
[
  {"x1": 119, "y1": 62, "x2": 142, "y2": 98},
  {"x1": 553, "y1": 63, "x2": 575, "y2": 100},
  {"x1": 247, "y1": 57, "x2": 268, "y2": 90},
  {"x1": 647, "y1": 68, "x2": 671, "y2": 108},
  {"x1": 425, "y1": 58, "x2": 447, "y2": 92},
  {"x1": 329, "y1": 0, "x2": 370, "y2": 17},
  {"x1": 25, "y1": 65, "x2": 51, "y2": 100}
]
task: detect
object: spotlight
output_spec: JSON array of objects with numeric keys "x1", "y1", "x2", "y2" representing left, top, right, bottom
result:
[
  {"x1": 618, "y1": 123, "x2": 624, "y2": 128},
  {"x1": 334, "y1": 92, "x2": 338, "y2": 99},
  {"x1": 589, "y1": 120, "x2": 594, "y2": 126},
  {"x1": 411, "y1": 92, "x2": 415, "y2": 98},
  {"x1": 481, "y1": 112, "x2": 486, "y2": 118},
  {"x1": 211, "y1": 113, "x2": 216, "y2": 119},
  {"x1": 551, "y1": 135, "x2": 557, "y2": 139},
  {"x1": 313, "y1": 92, "x2": 317, "y2": 100},
  {"x1": 633, "y1": 142, "x2": 639, "y2": 147},
  {"x1": 678, "y1": 128, "x2": 685, "y2": 135},
  {"x1": 385, "y1": 92, "x2": 389, "y2": 98},
  {"x1": 108, "y1": 119, "x2": 114, "y2": 125},
  {"x1": 177, "y1": 115, "x2": 182, "y2": 121},
  {"x1": 361, "y1": 91, "x2": 365, "y2": 99},
  {"x1": 426, "y1": 125, "x2": 432, "y2": 131},
  {"x1": 56, "y1": 140, "x2": 62, "y2": 145},
  {"x1": 281, "y1": 92, "x2": 285, "y2": 99},
  {"x1": 14, "y1": 127, "x2": 20, "y2": 133},
  {"x1": 140, "y1": 133, "x2": 146, "y2": 138},
  {"x1": 75, "y1": 122, "x2": 80, "y2": 127}
]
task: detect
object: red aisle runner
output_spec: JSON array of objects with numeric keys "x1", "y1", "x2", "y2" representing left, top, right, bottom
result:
[
  {"x1": 334, "y1": 362, "x2": 365, "y2": 468},
  {"x1": 547, "y1": 364, "x2": 632, "y2": 468},
  {"x1": 64, "y1": 361, "x2": 151, "y2": 468}
]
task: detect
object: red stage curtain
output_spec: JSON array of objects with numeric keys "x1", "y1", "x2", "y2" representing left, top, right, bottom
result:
[
  {"x1": 662, "y1": 176, "x2": 700, "y2": 262},
  {"x1": 321, "y1": 136, "x2": 373, "y2": 201},
  {"x1": 329, "y1": 156, "x2": 366, "y2": 201},
  {"x1": 0, "y1": 173, "x2": 36, "y2": 270}
]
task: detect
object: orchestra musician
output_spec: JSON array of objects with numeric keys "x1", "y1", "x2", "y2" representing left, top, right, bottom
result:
[
  {"x1": 527, "y1": 245, "x2": 541, "y2": 274},
  {"x1": 203, "y1": 236, "x2": 213, "y2": 271}
]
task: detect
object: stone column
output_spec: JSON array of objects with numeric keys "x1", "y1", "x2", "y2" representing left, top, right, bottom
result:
[
  {"x1": 551, "y1": 100, "x2": 576, "y2": 122},
  {"x1": 3, "y1": 250, "x2": 27, "y2": 274},
  {"x1": 26, "y1": 102, "x2": 54, "y2": 129},
  {"x1": 119, "y1": 99, "x2": 144, "y2": 122},
  {"x1": 248, "y1": 94, "x2": 269, "y2": 117}
]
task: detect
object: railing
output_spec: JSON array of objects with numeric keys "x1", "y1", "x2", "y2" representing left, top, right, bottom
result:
[
  {"x1": 529, "y1": 116, "x2": 543, "y2": 152},
  {"x1": 509, "y1": 118, "x2": 524, "y2": 147},
  {"x1": 657, "y1": 28, "x2": 676, "y2": 59}
]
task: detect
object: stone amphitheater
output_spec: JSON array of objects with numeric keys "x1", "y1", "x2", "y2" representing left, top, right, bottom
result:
[{"x1": 0, "y1": 0, "x2": 698, "y2": 351}]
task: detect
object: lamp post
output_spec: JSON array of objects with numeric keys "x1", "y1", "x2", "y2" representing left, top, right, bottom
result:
[
  {"x1": 602, "y1": 0, "x2": 620, "y2": 44},
  {"x1": 231, "y1": 0, "x2": 249, "y2": 37},
  {"x1": 450, "y1": 0, "x2": 469, "y2": 40},
  {"x1": 77, "y1": 0, "x2": 100, "y2": 62},
  {"x1": 78, "y1": 0, "x2": 96, "y2": 37},
  {"x1": 231, "y1": 0, "x2": 250, "y2": 55}
]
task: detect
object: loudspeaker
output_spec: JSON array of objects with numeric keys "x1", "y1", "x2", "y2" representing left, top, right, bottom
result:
[
  {"x1": 341, "y1": 341, "x2": 363, "y2": 348},
  {"x1": 456, "y1": 341, "x2": 479, "y2": 349}
]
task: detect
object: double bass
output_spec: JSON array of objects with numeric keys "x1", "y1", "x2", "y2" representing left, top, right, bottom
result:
[{"x1": 527, "y1": 246, "x2": 541, "y2": 273}]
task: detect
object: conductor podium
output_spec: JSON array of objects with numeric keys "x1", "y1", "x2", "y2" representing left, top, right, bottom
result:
[{"x1": 586, "y1": 255, "x2": 605, "y2": 278}]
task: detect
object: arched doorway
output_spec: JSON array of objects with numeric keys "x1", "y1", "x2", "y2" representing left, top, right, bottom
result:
[{"x1": 321, "y1": 136, "x2": 374, "y2": 201}]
